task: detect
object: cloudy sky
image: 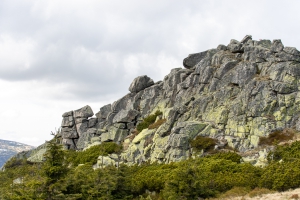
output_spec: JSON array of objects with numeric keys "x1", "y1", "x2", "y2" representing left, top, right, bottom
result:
[{"x1": 1, "y1": 0, "x2": 300, "y2": 146}]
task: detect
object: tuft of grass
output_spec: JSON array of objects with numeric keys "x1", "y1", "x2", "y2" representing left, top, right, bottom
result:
[
  {"x1": 259, "y1": 128, "x2": 295, "y2": 146},
  {"x1": 137, "y1": 111, "x2": 163, "y2": 132},
  {"x1": 290, "y1": 194, "x2": 300, "y2": 199},
  {"x1": 218, "y1": 187, "x2": 250, "y2": 199},
  {"x1": 248, "y1": 188, "x2": 274, "y2": 198},
  {"x1": 148, "y1": 119, "x2": 166, "y2": 129},
  {"x1": 190, "y1": 136, "x2": 217, "y2": 152}
]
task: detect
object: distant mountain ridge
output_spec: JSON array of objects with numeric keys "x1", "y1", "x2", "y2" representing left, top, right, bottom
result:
[{"x1": 0, "y1": 139, "x2": 34, "y2": 168}]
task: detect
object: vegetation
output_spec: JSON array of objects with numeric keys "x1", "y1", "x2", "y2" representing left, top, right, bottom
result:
[
  {"x1": 66, "y1": 142, "x2": 122, "y2": 166},
  {"x1": 259, "y1": 128, "x2": 295, "y2": 146},
  {"x1": 3, "y1": 139, "x2": 300, "y2": 199},
  {"x1": 190, "y1": 135, "x2": 217, "y2": 152},
  {"x1": 148, "y1": 119, "x2": 166, "y2": 130},
  {"x1": 268, "y1": 140, "x2": 300, "y2": 162},
  {"x1": 136, "y1": 110, "x2": 163, "y2": 132}
]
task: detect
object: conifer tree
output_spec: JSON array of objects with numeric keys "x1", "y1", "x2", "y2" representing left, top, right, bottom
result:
[{"x1": 42, "y1": 138, "x2": 68, "y2": 199}]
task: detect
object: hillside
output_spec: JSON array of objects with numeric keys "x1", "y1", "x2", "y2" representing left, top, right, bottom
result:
[
  {"x1": 17, "y1": 35, "x2": 300, "y2": 168},
  {"x1": 0, "y1": 139, "x2": 34, "y2": 168},
  {"x1": 2, "y1": 35, "x2": 300, "y2": 199}
]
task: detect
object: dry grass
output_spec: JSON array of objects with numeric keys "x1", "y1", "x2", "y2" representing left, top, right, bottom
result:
[
  {"x1": 248, "y1": 188, "x2": 275, "y2": 198},
  {"x1": 255, "y1": 74, "x2": 270, "y2": 81},
  {"x1": 218, "y1": 187, "x2": 300, "y2": 200},
  {"x1": 126, "y1": 129, "x2": 140, "y2": 141},
  {"x1": 148, "y1": 119, "x2": 166, "y2": 129},
  {"x1": 290, "y1": 194, "x2": 300, "y2": 199},
  {"x1": 217, "y1": 187, "x2": 250, "y2": 199},
  {"x1": 259, "y1": 128, "x2": 296, "y2": 146}
]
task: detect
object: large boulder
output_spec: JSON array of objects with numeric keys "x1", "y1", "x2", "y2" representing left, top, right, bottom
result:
[
  {"x1": 74, "y1": 105, "x2": 94, "y2": 119},
  {"x1": 113, "y1": 109, "x2": 140, "y2": 123},
  {"x1": 129, "y1": 75, "x2": 154, "y2": 93},
  {"x1": 183, "y1": 51, "x2": 208, "y2": 69},
  {"x1": 101, "y1": 126, "x2": 129, "y2": 143},
  {"x1": 95, "y1": 104, "x2": 112, "y2": 122}
]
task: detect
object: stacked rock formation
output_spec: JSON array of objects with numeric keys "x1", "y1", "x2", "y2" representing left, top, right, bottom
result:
[
  {"x1": 61, "y1": 105, "x2": 96, "y2": 149},
  {"x1": 25, "y1": 35, "x2": 300, "y2": 167}
]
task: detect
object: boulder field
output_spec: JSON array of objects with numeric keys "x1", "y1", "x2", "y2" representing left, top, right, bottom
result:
[{"x1": 23, "y1": 35, "x2": 300, "y2": 167}]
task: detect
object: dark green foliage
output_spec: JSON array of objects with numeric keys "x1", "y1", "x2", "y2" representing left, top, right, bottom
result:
[
  {"x1": 161, "y1": 158, "x2": 262, "y2": 199},
  {"x1": 3, "y1": 157, "x2": 33, "y2": 169},
  {"x1": 190, "y1": 135, "x2": 217, "y2": 152},
  {"x1": 208, "y1": 151, "x2": 242, "y2": 163},
  {"x1": 260, "y1": 141, "x2": 300, "y2": 191},
  {"x1": 4, "y1": 140, "x2": 300, "y2": 199},
  {"x1": 259, "y1": 128, "x2": 295, "y2": 146},
  {"x1": 260, "y1": 160, "x2": 300, "y2": 191},
  {"x1": 66, "y1": 142, "x2": 122, "y2": 166},
  {"x1": 137, "y1": 110, "x2": 163, "y2": 132},
  {"x1": 268, "y1": 140, "x2": 300, "y2": 162},
  {"x1": 43, "y1": 139, "x2": 68, "y2": 199}
]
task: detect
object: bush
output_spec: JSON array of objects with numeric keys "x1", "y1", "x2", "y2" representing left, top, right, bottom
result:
[
  {"x1": 268, "y1": 140, "x2": 300, "y2": 162},
  {"x1": 66, "y1": 142, "x2": 122, "y2": 166},
  {"x1": 260, "y1": 160, "x2": 300, "y2": 191},
  {"x1": 137, "y1": 111, "x2": 163, "y2": 132},
  {"x1": 190, "y1": 136, "x2": 217, "y2": 152},
  {"x1": 208, "y1": 152, "x2": 242, "y2": 163},
  {"x1": 3, "y1": 157, "x2": 32, "y2": 169},
  {"x1": 259, "y1": 128, "x2": 295, "y2": 146}
]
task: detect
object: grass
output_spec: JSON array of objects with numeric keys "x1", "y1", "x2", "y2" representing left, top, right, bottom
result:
[
  {"x1": 148, "y1": 119, "x2": 166, "y2": 129},
  {"x1": 136, "y1": 111, "x2": 163, "y2": 132},
  {"x1": 217, "y1": 187, "x2": 250, "y2": 199},
  {"x1": 259, "y1": 128, "x2": 295, "y2": 146},
  {"x1": 248, "y1": 187, "x2": 275, "y2": 198}
]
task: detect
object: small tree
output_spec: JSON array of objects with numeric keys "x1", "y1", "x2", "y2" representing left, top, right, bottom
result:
[{"x1": 42, "y1": 139, "x2": 68, "y2": 199}]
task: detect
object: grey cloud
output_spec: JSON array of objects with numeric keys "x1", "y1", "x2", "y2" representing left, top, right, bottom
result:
[{"x1": 1, "y1": 0, "x2": 300, "y2": 103}]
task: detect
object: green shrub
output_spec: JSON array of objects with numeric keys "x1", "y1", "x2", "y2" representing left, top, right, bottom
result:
[
  {"x1": 3, "y1": 157, "x2": 32, "y2": 169},
  {"x1": 208, "y1": 152, "x2": 242, "y2": 163},
  {"x1": 259, "y1": 128, "x2": 295, "y2": 146},
  {"x1": 260, "y1": 160, "x2": 300, "y2": 191},
  {"x1": 190, "y1": 136, "x2": 217, "y2": 152},
  {"x1": 66, "y1": 142, "x2": 122, "y2": 166},
  {"x1": 268, "y1": 140, "x2": 300, "y2": 162},
  {"x1": 137, "y1": 111, "x2": 163, "y2": 132}
]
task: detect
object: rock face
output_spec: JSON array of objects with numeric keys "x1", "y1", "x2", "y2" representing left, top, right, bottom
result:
[
  {"x1": 16, "y1": 35, "x2": 300, "y2": 167},
  {"x1": 60, "y1": 105, "x2": 96, "y2": 150}
]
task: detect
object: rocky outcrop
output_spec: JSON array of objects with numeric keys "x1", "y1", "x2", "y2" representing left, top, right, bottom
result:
[
  {"x1": 60, "y1": 105, "x2": 96, "y2": 150},
  {"x1": 60, "y1": 35, "x2": 300, "y2": 165},
  {"x1": 13, "y1": 35, "x2": 300, "y2": 167}
]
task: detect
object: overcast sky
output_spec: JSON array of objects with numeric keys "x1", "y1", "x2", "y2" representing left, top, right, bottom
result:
[{"x1": 1, "y1": 0, "x2": 300, "y2": 146}]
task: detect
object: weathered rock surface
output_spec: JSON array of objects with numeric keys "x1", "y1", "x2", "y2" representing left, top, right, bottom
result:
[
  {"x1": 10, "y1": 35, "x2": 300, "y2": 168},
  {"x1": 129, "y1": 75, "x2": 154, "y2": 93}
]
